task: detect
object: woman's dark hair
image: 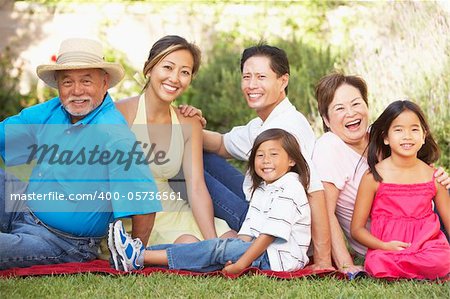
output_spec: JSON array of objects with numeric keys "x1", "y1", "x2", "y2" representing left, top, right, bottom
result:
[
  {"x1": 240, "y1": 44, "x2": 290, "y2": 95},
  {"x1": 315, "y1": 71, "x2": 368, "y2": 132},
  {"x1": 247, "y1": 128, "x2": 310, "y2": 197},
  {"x1": 142, "y1": 35, "x2": 201, "y2": 91},
  {"x1": 368, "y1": 100, "x2": 440, "y2": 181}
]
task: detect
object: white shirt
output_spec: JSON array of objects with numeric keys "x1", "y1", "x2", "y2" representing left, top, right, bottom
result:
[
  {"x1": 238, "y1": 172, "x2": 311, "y2": 271},
  {"x1": 312, "y1": 132, "x2": 369, "y2": 255},
  {"x1": 223, "y1": 97, "x2": 324, "y2": 197}
]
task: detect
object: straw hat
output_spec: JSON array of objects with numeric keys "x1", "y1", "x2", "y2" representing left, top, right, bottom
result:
[{"x1": 36, "y1": 38, "x2": 125, "y2": 89}]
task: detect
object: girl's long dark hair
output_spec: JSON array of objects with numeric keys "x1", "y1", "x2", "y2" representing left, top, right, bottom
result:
[
  {"x1": 368, "y1": 100, "x2": 440, "y2": 182},
  {"x1": 247, "y1": 128, "x2": 310, "y2": 197}
]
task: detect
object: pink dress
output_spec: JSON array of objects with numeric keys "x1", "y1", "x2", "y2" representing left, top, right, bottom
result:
[{"x1": 365, "y1": 179, "x2": 450, "y2": 279}]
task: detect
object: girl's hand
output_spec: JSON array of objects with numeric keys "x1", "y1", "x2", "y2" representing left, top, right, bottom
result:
[
  {"x1": 434, "y1": 166, "x2": 450, "y2": 189},
  {"x1": 383, "y1": 240, "x2": 411, "y2": 251},
  {"x1": 222, "y1": 260, "x2": 244, "y2": 275},
  {"x1": 178, "y1": 104, "x2": 207, "y2": 128}
]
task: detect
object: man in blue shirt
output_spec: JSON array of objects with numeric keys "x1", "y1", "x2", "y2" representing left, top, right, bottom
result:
[{"x1": 0, "y1": 38, "x2": 162, "y2": 270}]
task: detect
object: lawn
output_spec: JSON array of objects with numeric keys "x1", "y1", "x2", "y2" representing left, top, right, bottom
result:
[{"x1": 1, "y1": 272, "x2": 449, "y2": 298}]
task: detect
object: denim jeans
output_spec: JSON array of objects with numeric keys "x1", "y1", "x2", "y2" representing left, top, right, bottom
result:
[
  {"x1": 203, "y1": 152, "x2": 249, "y2": 231},
  {"x1": 0, "y1": 168, "x2": 100, "y2": 270},
  {"x1": 148, "y1": 238, "x2": 271, "y2": 272}
]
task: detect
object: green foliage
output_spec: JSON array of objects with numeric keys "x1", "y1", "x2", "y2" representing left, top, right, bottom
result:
[
  {"x1": 0, "y1": 46, "x2": 38, "y2": 121},
  {"x1": 103, "y1": 45, "x2": 144, "y2": 99},
  {"x1": 415, "y1": 65, "x2": 450, "y2": 170},
  {"x1": 434, "y1": 121, "x2": 450, "y2": 171},
  {"x1": 178, "y1": 33, "x2": 254, "y2": 133},
  {"x1": 276, "y1": 37, "x2": 335, "y2": 125},
  {"x1": 0, "y1": 47, "x2": 21, "y2": 120},
  {"x1": 1, "y1": 2, "x2": 447, "y2": 170},
  {"x1": 336, "y1": 2, "x2": 450, "y2": 170}
]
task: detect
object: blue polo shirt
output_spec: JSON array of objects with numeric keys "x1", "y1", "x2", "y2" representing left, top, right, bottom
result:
[{"x1": 0, "y1": 94, "x2": 162, "y2": 237}]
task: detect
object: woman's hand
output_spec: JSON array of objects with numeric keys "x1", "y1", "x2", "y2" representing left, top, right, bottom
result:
[
  {"x1": 178, "y1": 104, "x2": 207, "y2": 128},
  {"x1": 434, "y1": 166, "x2": 450, "y2": 189}
]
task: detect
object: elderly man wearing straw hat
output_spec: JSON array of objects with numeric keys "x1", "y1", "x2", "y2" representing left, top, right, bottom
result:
[{"x1": 0, "y1": 38, "x2": 162, "y2": 270}]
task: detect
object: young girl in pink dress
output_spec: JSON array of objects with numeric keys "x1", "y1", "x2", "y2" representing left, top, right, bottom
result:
[{"x1": 351, "y1": 100, "x2": 450, "y2": 280}]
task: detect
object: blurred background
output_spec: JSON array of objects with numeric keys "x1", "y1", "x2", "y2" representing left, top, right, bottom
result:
[{"x1": 0, "y1": 0, "x2": 448, "y2": 169}]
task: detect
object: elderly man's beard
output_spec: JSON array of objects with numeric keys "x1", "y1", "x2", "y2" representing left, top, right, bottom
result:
[{"x1": 63, "y1": 97, "x2": 97, "y2": 117}]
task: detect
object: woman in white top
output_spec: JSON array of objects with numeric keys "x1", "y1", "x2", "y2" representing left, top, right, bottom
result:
[{"x1": 312, "y1": 72, "x2": 450, "y2": 274}]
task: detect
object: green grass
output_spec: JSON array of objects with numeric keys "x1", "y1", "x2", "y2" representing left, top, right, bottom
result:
[{"x1": 1, "y1": 273, "x2": 449, "y2": 298}]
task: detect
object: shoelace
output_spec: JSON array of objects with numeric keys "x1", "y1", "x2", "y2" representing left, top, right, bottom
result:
[{"x1": 132, "y1": 237, "x2": 143, "y2": 249}]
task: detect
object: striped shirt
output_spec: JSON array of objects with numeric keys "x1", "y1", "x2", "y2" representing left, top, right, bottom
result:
[{"x1": 239, "y1": 172, "x2": 311, "y2": 271}]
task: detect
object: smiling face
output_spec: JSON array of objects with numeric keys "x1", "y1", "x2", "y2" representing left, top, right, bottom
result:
[
  {"x1": 324, "y1": 83, "x2": 369, "y2": 150},
  {"x1": 241, "y1": 56, "x2": 288, "y2": 120},
  {"x1": 384, "y1": 110, "x2": 425, "y2": 158},
  {"x1": 147, "y1": 49, "x2": 194, "y2": 103},
  {"x1": 254, "y1": 139, "x2": 295, "y2": 184},
  {"x1": 57, "y1": 68, "x2": 109, "y2": 123}
]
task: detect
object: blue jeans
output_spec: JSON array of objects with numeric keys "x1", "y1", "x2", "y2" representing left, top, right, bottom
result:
[
  {"x1": 148, "y1": 238, "x2": 271, "y2": 272},
  {"x1": 203, "y1": 152, "x2": 248, "y2": 231},
  {"x1": 0, "y1": 168, "x2": 100, "y2": 270}
]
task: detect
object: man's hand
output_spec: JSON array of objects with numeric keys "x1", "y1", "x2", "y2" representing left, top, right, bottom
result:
[{"x1": 178, "y1": 104, "x2": 207, "y2": 128}]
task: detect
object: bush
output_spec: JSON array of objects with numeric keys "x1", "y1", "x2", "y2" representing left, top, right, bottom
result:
[
  {"x1": 416, "y1": 63, "x2": 450, "y2": 170},
  {"x1": 178, "y1": 33, "x2": 254, "y2": 133},
  {"x1": 0, "y1": 46, "x2": 35, "y2": 121},
  {"x1": 337, "y1": 1, "x2": 450, "y2": 170},
  {"x1": 276, "y1": 36, "x2": 335, "y2": 129}
]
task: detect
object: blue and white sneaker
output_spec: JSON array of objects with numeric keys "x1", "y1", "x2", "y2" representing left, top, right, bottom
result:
[
  {"x1": 107, "y1": 222, "x2": 122, "y2": 271},
  {"x1": 112, "y1": 220, "x2": 145, "y2": 272}
]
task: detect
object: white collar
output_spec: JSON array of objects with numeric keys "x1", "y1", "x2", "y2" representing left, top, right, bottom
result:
[
  {"x1": 260, "y1": 172, "x2": 300, "y2": 189},
  {"x1": 261, "y1": 97, "x2": 293, "y2": 124}
]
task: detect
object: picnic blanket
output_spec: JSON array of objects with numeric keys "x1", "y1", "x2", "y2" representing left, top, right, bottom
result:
[
  {"x1": 2, "y1": 261, "x2": 448, "y2": 282},
  {"x1": 0, "y1": 259, "x2": 343, "y2": 279}
]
